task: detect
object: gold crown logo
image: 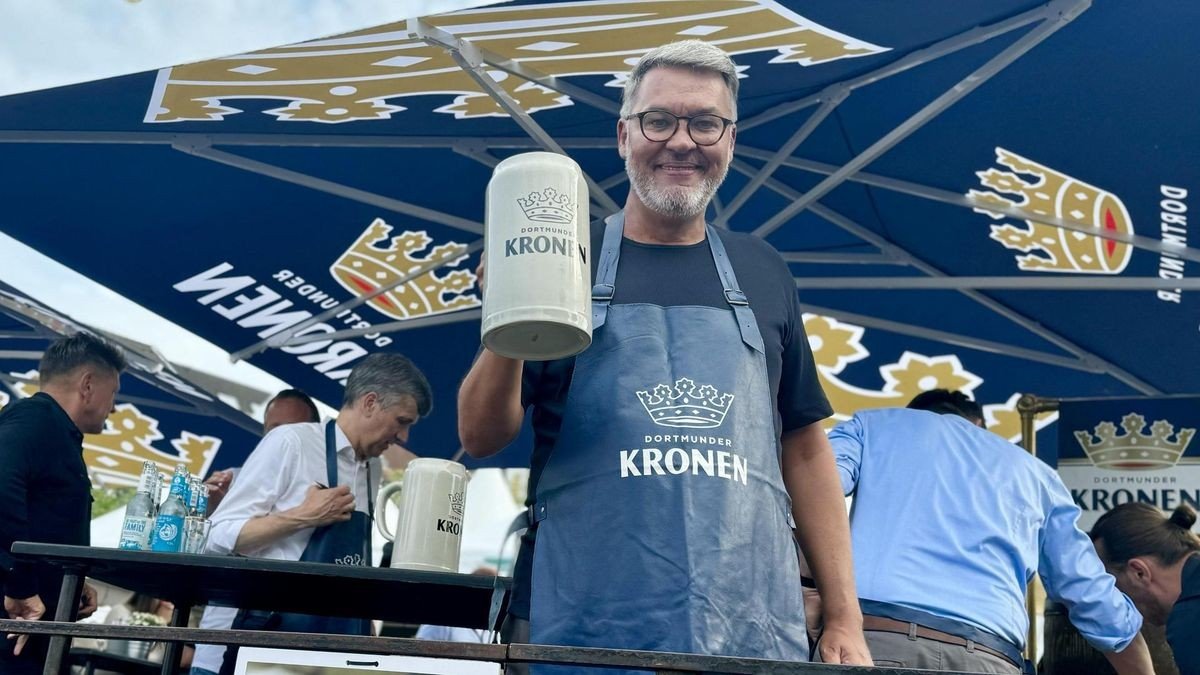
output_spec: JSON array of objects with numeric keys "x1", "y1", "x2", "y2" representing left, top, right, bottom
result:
[
  {"x1": 968, "y1": 147, "x2": 1134, "y2": 274},
  {"x1": 5, "y1": 372, "x2": 219, "y2": 487},
  {"x1": 330, "y1": 218, "x2": 480, "y2": 322},
  {"x1": 1074, "y1": 413, "x2": 1195, "y2": 471},
  {"x1": 143, "y1": 1, "x2": 888, "y2": 124},
  {"x1": 517, "y1": 188, "x2": 575, "y2": 224}
]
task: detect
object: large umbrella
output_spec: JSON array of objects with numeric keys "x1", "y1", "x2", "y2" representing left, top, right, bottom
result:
[{"x1": 0, "y1": 0, "x2": 1195, "y2": 465}]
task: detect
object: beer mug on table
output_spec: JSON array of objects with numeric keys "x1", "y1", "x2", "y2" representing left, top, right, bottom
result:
[
  {"x1": 482, "y1": 151, "x2": 592, "y2": 360},
  {"x1": 376, "y1": 458, "x2": 469, "y2": 572}
]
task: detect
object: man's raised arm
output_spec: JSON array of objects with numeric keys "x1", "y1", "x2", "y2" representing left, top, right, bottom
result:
[{"x1": 458, "y1": 350, "x2": 525, "y2": 459}]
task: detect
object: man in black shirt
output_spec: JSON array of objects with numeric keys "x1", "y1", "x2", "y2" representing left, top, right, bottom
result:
[
  {"x1": 460, "y1": 40, "x2": 869, "y2": 668},
  {"x1": 1, "y1": 332, "x2": 126, "y2": 673}
]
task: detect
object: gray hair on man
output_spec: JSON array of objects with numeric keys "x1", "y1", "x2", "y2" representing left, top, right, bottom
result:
[
  {"x1": 341, "y1": 353, "x2": 432, "y2": 417},
  {"x1": 620, "y1": 40, "x2": 740, "y2": 119}
]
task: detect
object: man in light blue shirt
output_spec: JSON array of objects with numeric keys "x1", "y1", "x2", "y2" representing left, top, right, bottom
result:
[{"x1": 830, "y1": 389, "x2": 1152, "y2": 674}]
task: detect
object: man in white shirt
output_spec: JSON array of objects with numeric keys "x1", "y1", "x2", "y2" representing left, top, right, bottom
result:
[
  {"x1": 190, "y1": 354, "x2": 432, "y2": 675},
  {"x1": 201, "y1": 389, "x2": 320, "y2": 516}
]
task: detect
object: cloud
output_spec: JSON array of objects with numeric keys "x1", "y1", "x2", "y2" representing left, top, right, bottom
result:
[{"x1": 0, "y1": 0, "x2": 491, "y2": 97}]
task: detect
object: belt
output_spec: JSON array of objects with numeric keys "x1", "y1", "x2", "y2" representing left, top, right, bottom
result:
[{"x1": 861, "y1": 615, "x2": 1019, "y2": 668}]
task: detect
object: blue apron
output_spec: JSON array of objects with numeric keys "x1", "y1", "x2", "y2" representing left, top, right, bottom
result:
[
  {"x1": 529, "y1": 213, "x2": 809, "y2": 673},
  {"x1": 221, "y1": 421, "x2": 373, "y2": 675}
]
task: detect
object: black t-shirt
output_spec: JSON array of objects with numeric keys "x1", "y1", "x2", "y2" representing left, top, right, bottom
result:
[
  {"x1": 0, "y1": 393, "x2": 91, "y2": 605},
  {"x1": 1168, "y1": 555, "x2": 1200, "y2": 675},
  {"x1": 507, "y1": 221, "x2": 832, "y2": 619}
]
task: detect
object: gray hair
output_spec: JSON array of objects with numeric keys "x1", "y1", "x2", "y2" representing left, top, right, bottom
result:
[
  {"x1": 620, "y1": 40, "x2": 739, "y2": 119},
  {"x1": 342, "y1": 353, "x2": 432, "y2": 417},
  {"x1": 39, "y1": 332, "x2": 127, "y2": 384}
]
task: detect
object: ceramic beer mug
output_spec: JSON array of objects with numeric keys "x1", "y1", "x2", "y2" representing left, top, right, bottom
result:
[
  {"x1": 482, "y1": 151, "x2": 592, "y2": 361},
  {"x1": 375, "y1": 458, "x2": 470, "y2": 572}
]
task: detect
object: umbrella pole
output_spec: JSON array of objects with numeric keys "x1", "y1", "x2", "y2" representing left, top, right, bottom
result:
[{"x1": 1017, "y1": 394, "x2": 1061, "y2": 671}]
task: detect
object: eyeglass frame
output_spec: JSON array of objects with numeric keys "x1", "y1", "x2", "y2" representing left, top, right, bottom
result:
[{"x1": 623, "y1": 109, "x2": 736, "y2": 146}]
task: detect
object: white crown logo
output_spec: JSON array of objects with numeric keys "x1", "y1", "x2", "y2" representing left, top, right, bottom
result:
[
  {"x1": 448, "y1": 490, "x2": 465, "y2": 518},
  {"x1": 334, "y1": 553, "x2": 365, "y2": 566},
  {"x1": 1074, "y1": 413, "x2": 1195, "y2": 471},
  {"x1": 517, "y1": 188, "x2": 575, "y2": 224},
  {"x1": 637, "y1": 378, "x2": 733, "y2": 429}
]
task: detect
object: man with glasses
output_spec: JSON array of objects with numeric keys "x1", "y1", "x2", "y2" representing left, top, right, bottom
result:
[{"x1": 459, "y1": 41, "x2": 869, "y2": 669}]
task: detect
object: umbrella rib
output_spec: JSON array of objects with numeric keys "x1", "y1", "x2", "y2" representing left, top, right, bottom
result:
[
  {"x1": 737, "y1": 1, "x2": 1059, "y2": 132},
  {"x1": 736, "y1": 145, "x2": 1200, "y2": 265},
  {"x1": 781, "y1": 252, "x2": 904, "y2": 265},
  {"x1": 411, "y1": 19, "x2": 620, "y2": 216},
  {"x1": 0, "y1": 329, "x2": 43, "y2": 339},
  {"x1": 598, "y1": 170, "x2": 628, "y2": 191},
  {"x1": 111, "y1": 393, "x2": 216, "y2": 418},
  {"x1": 729, "y1": 158, "x2": 1160, "y2": 395},
  {"x1": 0, "y1": 350, "x2": 43, "y2": 360},
  {"x1": 753, "y1": 0, "x2": 1091, "y2": 240},
  {"x1": 796, "y1": 304, "x2": 1104, "y2": 373},
  {"x1": 423, "y1": 32, "x2": 620, "y2": 117},
  {"x1": 716, "y1": 86, "x2": 848, "y2": 228},
  {"x1": 280, "y1": 308, "x2": 484, "y2": 346},
  {"x1": 174, "y1": 143, "x2": 484, "y2": 235}
]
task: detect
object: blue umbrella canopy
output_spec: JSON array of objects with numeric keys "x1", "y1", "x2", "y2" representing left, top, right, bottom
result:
[
  {"x1": 0, "y1": 281, "x2": 263, "y2": 485},
  {"x1": 0, "y1": 0, "x2": 1195, "y2": 464}
]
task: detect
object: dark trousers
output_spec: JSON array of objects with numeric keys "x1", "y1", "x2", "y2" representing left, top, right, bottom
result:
[
  {"x1": 501, "y1": 615, "x2": 530, "y2": 675},
  {"x1": 0, "y1": 631, "x2": 56, "y2": 675}
]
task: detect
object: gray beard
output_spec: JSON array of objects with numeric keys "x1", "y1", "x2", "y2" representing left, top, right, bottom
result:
[{"x1": 626, "y1": 153, "x2": 728, "y2": 220}]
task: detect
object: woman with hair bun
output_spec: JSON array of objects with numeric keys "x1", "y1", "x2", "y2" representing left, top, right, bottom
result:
[{"x1": 1091, "y1": 503, "x2": 1200, "y2": 674}]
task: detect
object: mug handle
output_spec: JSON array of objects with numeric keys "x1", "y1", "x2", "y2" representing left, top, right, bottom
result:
[{"x1": 375, "y1": 482, "x2": 404, "y2": 542}]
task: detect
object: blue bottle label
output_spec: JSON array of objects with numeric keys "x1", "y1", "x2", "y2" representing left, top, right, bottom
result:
[{"x1": 150, "y1": 515, "x2": 185, "y2": 552}]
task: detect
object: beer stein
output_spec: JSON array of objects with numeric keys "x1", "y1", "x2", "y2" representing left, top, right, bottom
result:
[
  {"x1": 482, "y1": 151, "x2": 592, "y2": 360},
  {"x1": 376, "y1": 458, "x2": 469, "y2": 572}
]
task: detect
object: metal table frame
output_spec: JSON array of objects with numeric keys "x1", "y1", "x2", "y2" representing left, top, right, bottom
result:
[{"x1": 7, "y1": 542, "x2": 984, "y2": 675}]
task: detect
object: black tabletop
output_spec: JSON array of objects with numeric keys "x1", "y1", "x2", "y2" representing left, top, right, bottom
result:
[{"x1": 12, "y1": 542, "x2": 508, "y2": 629}]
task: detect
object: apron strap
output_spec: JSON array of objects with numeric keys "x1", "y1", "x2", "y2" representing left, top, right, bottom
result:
[
  {"x1": 593, "y1": 212, "x2": 765, "y2": 353},
  {"x1": 486, "y1": 510, "x2": 530, "y2": 641},
  {"x1": 486, "y1": 576, "x2": 508, "y2": 642},
  {"x1": 705, "y1": 224, "x2": 765, "y2": 355},
  {"x1": 326, "y1": 417, "x2": 372, "y2": 523},
  {"x1": 365, "y1": 460, "x2": 374, "y2": 563},
  {"x1": 324, "y1": 420, "x2": 339, "y2": 487},
  {"x1": 366, "y1": 461, "x2": 374, "y2": 521},
  {"x1": 591, "y1": 211, "x2": 625, "y2": 330}
]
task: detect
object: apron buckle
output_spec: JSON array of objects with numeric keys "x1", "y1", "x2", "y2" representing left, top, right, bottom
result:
[{"x1": 724, "y1": 289, "x2": 749, "y2": 306}]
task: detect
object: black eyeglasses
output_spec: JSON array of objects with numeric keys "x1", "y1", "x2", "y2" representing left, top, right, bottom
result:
[{"x1": 625, "y1": 109, "x2": 735, "y2": 146}]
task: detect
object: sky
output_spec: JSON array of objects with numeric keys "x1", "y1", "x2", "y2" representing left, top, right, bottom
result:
[
  {"x1": 0, "y1": 0, "x2": 489, "y2": 97},
  {"x1": 0, "y1": 0, "x2": 490, "y2": 415}
]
